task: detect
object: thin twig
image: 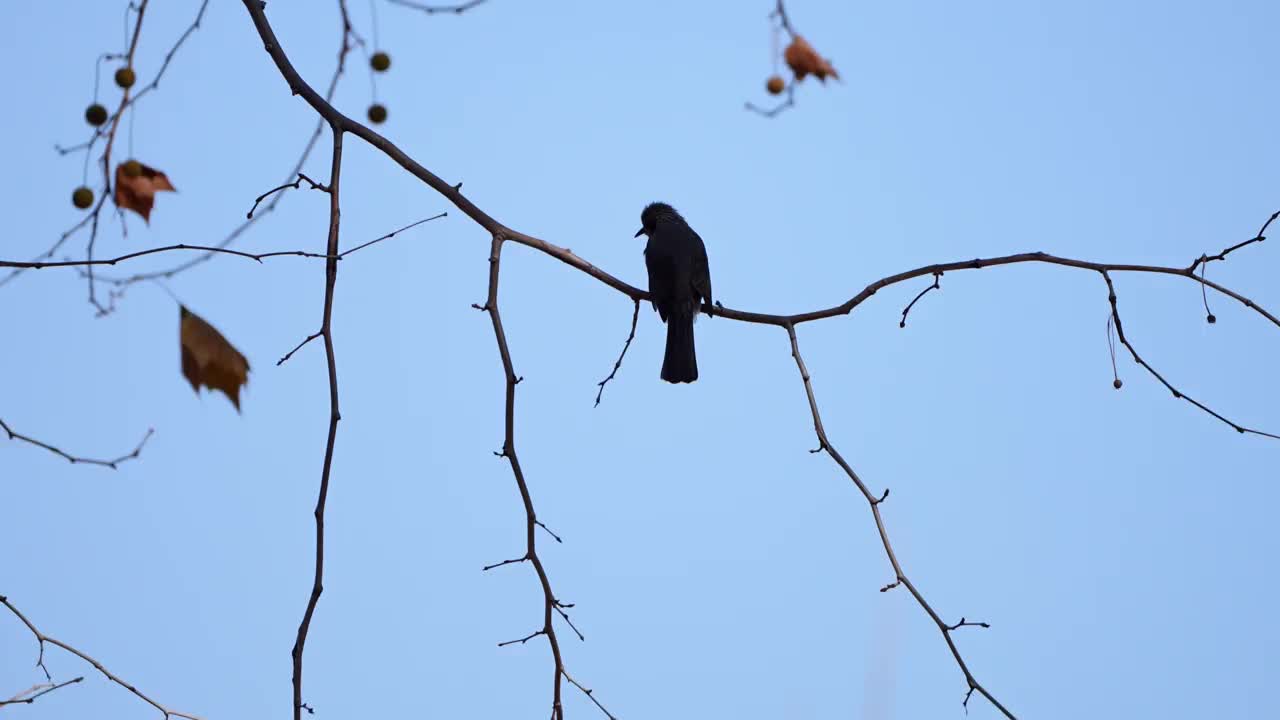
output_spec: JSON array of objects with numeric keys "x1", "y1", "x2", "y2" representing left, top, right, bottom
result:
[
  {"x1": 0, "y1": 677, "x2": 85, "y2": 707},
  {"x1": 0, "y1": 596, "x2": 201, "y2": 719},
  {"x1": 745, "y1": 1, "x2": 799, "y2": 116},
  {"x1": 1, "y1": 421, "x2": 152, "y2": 469},
  {"x1": 290, "y1": 125, "x2": 345, "y2": 720},
  {"x1": 536, "y1": 519, "x2": 563, "y2": 543},
  {"x1": 785, "y1": 324, "x2": 1013, "y2": 718},
  {"x1": 84, "y1": 0, "x2": 154, "y2": 314},
  {"x1": 246, "y1": 173, "x2": 330, "y2": 218},
  {"x1": 77, "y1": 0, "x2": 363, "y2": 301},
  {"x1": 594, "y1": 300, "x2": 640, "y2": 407},
  {"x1": 126, "y1": 0, "x2": 211, "y2": 108},
  {"x1": 745, "y1": 81, "x2": 797, "y2": 118},
  {"x1": 386, "y1": 0, "x2": 489, "y2": 14},
  {"x1": 1188, "y1": 209, "x2": 1276, "y2": 273},
  {"x1": 771, "y1": 0, "x2": 797, "y2": 38},
  {"x1": 278, "y1": 331, "x2": 323, "y2": 366},
  {"x1": 483, "y1": 555, "x2": 528, "y2": 572},
  {"x1": 0, "y1": 244, "x2": 334, "y2": 270},
  {"x1": 563, "y1": 670, "x2": 618, "y2": 720},
  {"x1": 338, "y1": 212, "x2": 447, "y2": 257},
  {"x1": 498, "y1": 629, "x2": 545, "y2": 647},
  {"x1": 899, "y1": 271, "x2": 942, "y2": 328},
  {"x1": 1100, "y1": 271, "x2": 1277, "y2": 439}
]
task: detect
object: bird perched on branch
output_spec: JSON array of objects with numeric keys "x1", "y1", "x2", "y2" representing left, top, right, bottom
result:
[{"x1": 634, "y1": 202, "x2": 713, "y2": 383}]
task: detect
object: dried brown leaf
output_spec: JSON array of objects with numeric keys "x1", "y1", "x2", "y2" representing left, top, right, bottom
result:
[
  {"x1": 784, "y1": 35, "x2": 840, "y2": 83},
  {"x1": 180, "y1": 305, "x2": 250, "y2": 412},
  {"x1": 114, "y1": 161, "x2": 176, "y2": 223}
]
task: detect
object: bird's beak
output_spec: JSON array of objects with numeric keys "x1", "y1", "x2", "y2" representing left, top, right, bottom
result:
[{"x1": 634, "y1": 228, "x2": 645, "y2": 238}]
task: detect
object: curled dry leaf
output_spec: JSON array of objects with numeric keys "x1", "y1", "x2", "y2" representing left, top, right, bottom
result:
[
  {"x1": 180, "y1": 305, "x2": 250, "y2": 412},
  {"x1": 784, "y1": 35, "x2": 839, "y2": 83},
  {"x1": 114, "y1": 161, "x2": 176, "y2": 223}
]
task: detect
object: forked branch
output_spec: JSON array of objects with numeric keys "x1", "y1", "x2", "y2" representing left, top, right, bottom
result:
[{"x1": 237, "y1": 0, "x2": 1278, "y2": 716}]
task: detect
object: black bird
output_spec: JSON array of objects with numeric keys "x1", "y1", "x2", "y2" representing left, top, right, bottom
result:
[{"x1": 634, "y1": 202, "x2": 713, "y2": 383}]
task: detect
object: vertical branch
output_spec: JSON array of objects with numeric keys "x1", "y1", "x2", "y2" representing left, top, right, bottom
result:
[
  {"x1": 482, "y1": 235, "x2": 615, "y2": 719},
  {"x1": 784, "y1": 323, "x2": 1015, "y2": 718},
  {"x1": 87, "y1": 0, "x2": 150, "y2": 313},
  {"x1": 291, "y1": 124, "x2": 344, "y2": 720},
  {"x1": 484, "y1": 234, "x2": 565, "y2": 717}
]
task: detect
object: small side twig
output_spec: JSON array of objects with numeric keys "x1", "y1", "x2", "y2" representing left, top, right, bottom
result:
[
  {"x1": 338, "y1": 212, "x2": 447, "y2": 258},
  {"x1": 498, "y1": 629, "x2": 545, "y2": 647},
  {"x1": 1187, "y1": 209, "x2": 1276, "y2": 273},
  {"x1": 246, "y1": 173, "x2": 330, "y2": 218},
  {"x1": 899, "y1": 271, "x2": 942, "y2": 328},
  {"x1": 946, "y1": 617, "x2": 991, "y2": 631},
  {"x1": 536, "y1": 519, "x2": 563, "y2": 543},
  {"x1": 594, "y1": 300, "x2": 641, "y2": 407},
  {"x1": 0, "y1": 677, "x2": 85, "y2": 707},
  {"x1": 483, "y1": 555, "x2": 529, "y2": 572}
]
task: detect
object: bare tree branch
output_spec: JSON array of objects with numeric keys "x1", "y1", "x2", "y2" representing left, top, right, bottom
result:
[
  {"x1": 78, "y1": 0, "x2": 157, "y2": 314},
  {"x1": 770, "y1": 0, "x2": 797, "y2": 38},
  {"x1": 238, "y1": 2, "x2": 1279, "y2": 715},
  {"x1": 0, "y1": 212, "x2": 445, "y2": 271},
  {"x1": 1, "y1": 420, "x2": 152, "y2": 470},
  {"x1": 1100, "y1": 271, "x2": 1277, "y2": 439},
  {"x1": 0, "y1": 596, "x2": 200, "y2": 719},
  {"x1": 785, "y1": 324, "x2": 1014, "y2": 717},
  {"x1": 127, "y1": 0, "x2": 212, "y2": 108},
  {"x1": 289, "y1": 126, "x2": 344, "y2": 720},
  {"x1": 0, "y1": 245, "x2": 333, "y2": 270},
  {"x1": 65, "y1": 0, "x2": 364, "y2": 306},
  {"x1": 386, "y1": 0, "x2": 490, "y2": 15},
  {"x1": 480, "y1": 232, "x2": 613, "y2": 718}
]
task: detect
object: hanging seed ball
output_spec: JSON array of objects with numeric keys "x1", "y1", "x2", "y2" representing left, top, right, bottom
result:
[
  {"x1": 371, "y1": 51, "x2": 391, "y2": 72},
  {"x1": 1113, "y1": 378, "x2": 1123, "y2": 390},
  {"x1": 122, "y1": 159, "x2": 143, "y2": 178},
  {"x1": 766, "y1": 75, "x2": 786, "y2": 95},
  {"x1": 115, "y1": 66, "x2": 136, "y2": 89},
  {"x1": 85, "y1": 103, "x2": 108, "y2": 126},
  {"x1": 367, "y1": 103, "x2": 388, "y2": 124},
  {"x1": 72, "y1": 186, "x2": 94, "y2": 209},
  {"x1": 1206, "y1": 314, "x2": 1217, "y2": 324}
]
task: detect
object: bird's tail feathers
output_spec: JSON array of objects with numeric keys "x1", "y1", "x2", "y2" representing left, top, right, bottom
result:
[{"x1": 661, "y1": 311, "x2": 698, "y2": 383}]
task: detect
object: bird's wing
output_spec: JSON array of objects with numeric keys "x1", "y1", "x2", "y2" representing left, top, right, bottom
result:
[
  {"x1": 691, "y1": 230, "x2": 712, "y2": 308},
  {"x1": 644, "y1": 243, "x2": 673, "y2": 321}
]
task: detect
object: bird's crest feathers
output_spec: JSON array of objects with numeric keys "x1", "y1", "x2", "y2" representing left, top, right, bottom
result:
[{"x1": 640, "y1": 202, "x2": 684, "y2": 229}]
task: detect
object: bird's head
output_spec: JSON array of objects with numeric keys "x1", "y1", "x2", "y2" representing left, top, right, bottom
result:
[{"x1": 635, "y1": 201, "x2": 681, "y2": 237}]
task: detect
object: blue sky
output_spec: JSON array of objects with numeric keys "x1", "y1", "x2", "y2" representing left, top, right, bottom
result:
[{"x1": 2, "y1": 1, "x2": 1278, "y2": 718}]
